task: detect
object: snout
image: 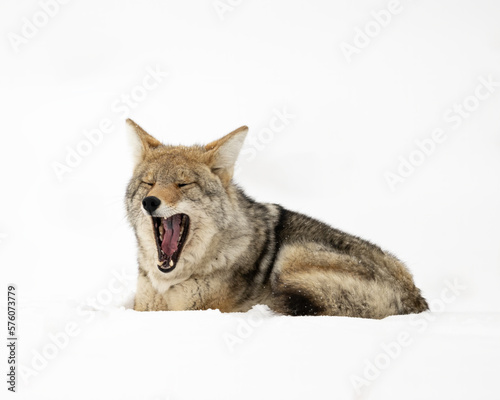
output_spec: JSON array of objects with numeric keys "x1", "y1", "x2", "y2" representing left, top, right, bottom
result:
[{"x1": 142, "y1": 196, "x2": 161, "y2": 214}]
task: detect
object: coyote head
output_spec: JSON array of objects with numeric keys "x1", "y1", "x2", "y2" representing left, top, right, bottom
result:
[{"x1": 125, "y1": 119, "x2": 248, "y2": 278}]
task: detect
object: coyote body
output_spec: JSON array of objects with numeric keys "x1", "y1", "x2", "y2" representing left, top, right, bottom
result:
[{"x1": 125, "y1": 120, "x2": 428, "y2": 318}]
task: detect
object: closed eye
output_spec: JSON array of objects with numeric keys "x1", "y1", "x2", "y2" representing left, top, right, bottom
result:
[
  {"x1": 178, "y1": 182, "x2": 195, "y2": 188},
  {"x1": 141, "y1": 181, "x2": 154, "y2": 187}
]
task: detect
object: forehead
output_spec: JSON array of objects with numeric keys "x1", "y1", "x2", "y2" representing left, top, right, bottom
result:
[{"x1": 143, "y1": 145, "x2": 208, "y2": 177}]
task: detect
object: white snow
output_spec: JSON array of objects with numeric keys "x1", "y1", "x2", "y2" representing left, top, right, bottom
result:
[
  {"x1": 13, "y1": 300, "x2": 500, "y2": 399},
  {"x1": 1, "y1": 0, "x2": 500, "y2": 399}
]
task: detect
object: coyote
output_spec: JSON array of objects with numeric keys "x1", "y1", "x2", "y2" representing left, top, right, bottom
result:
[{"x1": 125, "y1": 119, "x2": 428, "y2": 318}]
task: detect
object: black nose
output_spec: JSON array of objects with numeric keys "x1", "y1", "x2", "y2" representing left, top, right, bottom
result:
[{"x1": 142, "y1": 196, "x2": 161, "y2": 214}]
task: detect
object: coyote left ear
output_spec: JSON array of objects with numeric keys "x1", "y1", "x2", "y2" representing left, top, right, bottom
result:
[
  {"x1": 205, "y1": 126, "x2": 248, "y2": 186},
  {"x1": 126, "y1": 119, "x2": 162, "y2": 165}
]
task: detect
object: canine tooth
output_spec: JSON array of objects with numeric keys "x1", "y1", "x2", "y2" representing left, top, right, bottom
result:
[{"x1": 169, "y1": 260, "x2": 174, "y2": 267}]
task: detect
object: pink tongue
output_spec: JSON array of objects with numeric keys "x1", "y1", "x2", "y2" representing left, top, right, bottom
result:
[{"x1": 161, "y1": 215, "x2": 182, "y2": 257}]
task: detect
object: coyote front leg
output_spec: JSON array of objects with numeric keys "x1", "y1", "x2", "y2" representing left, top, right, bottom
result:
[{"x1": 134, "y1": 272, "x2": 169, "y2": 311}]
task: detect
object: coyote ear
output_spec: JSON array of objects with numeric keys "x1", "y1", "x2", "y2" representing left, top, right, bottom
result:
[
  {"x1": 126, "y1": 119, "x2": 162, "y2": 164},
  {"x1": 205, "y1": 126, "x2": 248, "y2": 186}
]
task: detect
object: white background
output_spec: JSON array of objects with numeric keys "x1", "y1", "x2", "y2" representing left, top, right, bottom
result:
[{"x1": 1, "y1": 1, "x2": 499, "y2": 399}]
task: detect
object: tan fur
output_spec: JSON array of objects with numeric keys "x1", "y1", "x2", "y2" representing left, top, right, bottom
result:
[
  {"x1": 269, "y1": 243, "x2": 408, "y2": 318},
  {"x1": 147, "y1": 183, "x2": 181, "y2": 206}
]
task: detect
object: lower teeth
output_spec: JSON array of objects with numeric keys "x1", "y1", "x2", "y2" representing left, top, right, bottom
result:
[{"x1": 169, "y1": 260, "x2": 174, "y2": 267}]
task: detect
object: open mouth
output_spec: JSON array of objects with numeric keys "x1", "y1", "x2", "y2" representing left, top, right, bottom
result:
[{"x1": 152, "y1": 214, "x2": 190, "y2": 273}]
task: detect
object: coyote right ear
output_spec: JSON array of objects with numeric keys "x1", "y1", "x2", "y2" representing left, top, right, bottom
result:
[
  {"x1": 126, "y1": 119, "x2": 162, "y2": 165},
  {"x1": 205, "y1": 125, "x2": 248, "y2": 186}
]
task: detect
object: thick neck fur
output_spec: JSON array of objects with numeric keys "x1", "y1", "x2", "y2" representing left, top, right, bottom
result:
[{"x1": 137, "y1": 183, "x2": 277, "y2": 295}]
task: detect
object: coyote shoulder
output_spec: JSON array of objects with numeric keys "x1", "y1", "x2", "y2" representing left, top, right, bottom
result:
[{"x1": 125, "y1": 119, "x2": 428, "y2": 318}]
